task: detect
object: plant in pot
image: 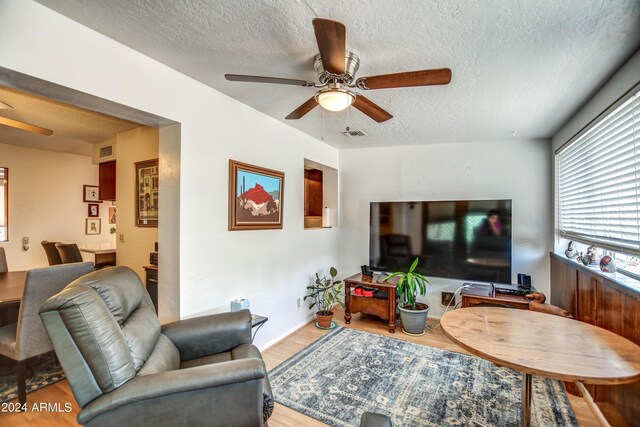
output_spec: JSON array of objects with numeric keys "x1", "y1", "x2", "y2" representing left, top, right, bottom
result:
[
  {"x1": 384, "y1": 257, "x2": 430, "y2": 336},
  {"x1": 304, "y1": 267, "x2": 345, "y2": 329}
]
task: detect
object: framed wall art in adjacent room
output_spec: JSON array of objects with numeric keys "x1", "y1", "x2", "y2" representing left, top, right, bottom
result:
[
  {"x1": 229, "y1": 160, "x2": 284, "y2": 231},
  {"x1": 88, "y1": 203, "x2": 99, "y2": 217},
  {"x1": 85, "y1": 218, "x2": 101, "y2": 235},
  {"x1": 135, "y1": 159, "x2": 159, "y2": 227},
  {"x1": 83, "y1": 185, "x2": 101, "y2": 202}
]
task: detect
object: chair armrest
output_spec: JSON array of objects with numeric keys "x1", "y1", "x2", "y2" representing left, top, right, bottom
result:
[
  {"x1": 161, "y1": 309, "x2": 252, "y2": 361},
  {"x1": 78, "y1": 357, "x2": 265, "y2": 425}
]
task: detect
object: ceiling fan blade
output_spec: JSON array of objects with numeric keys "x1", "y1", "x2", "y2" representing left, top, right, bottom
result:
[
  {"x1": 356, "y1": 68, "x2": 452, "y2": 90},
  {"x1": 225, "y1": 74, "x2": 315, "y2": 87},
  {"x1": 312, "y1": 18, "x2": 346, "y2": 75},
  {"x1": 285, "y1": 97, "x2": 318, "y2": 120},
  {"x1": 0, "y1": 116, "x2": 53, "y2": 136},
  {"x1": 352, "y1": 95, "x2": 393, "y2": 123}
]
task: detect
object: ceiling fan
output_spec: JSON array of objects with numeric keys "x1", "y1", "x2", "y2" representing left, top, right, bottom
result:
[
  {"x1": 225, "y1": 18, "x2": 451, "y2": 123},
  {"x1": 0, "y1": 101, "x2": 53, "y2": 136}
]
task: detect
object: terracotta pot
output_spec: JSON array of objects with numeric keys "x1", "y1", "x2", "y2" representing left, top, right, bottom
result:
[{"x1": 316, "y1": 311, "x2": 334, "y2": 328}]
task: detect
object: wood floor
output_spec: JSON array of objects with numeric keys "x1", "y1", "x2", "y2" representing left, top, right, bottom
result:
[{"x1": 1, "y1": 309, "x2": 599, "y2": 427}]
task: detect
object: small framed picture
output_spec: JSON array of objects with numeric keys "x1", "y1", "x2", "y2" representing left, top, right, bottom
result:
[
  {"x1": 135, "y1": 159, "x2": 159, "y2": 227},
  {"x1": 85, "y1": 218, "x2": 101, "y2": 235},
  {"x1": 83, "y1": 185, "x2": 101, "y2": 202},
  {"x1": 109, "y1": 206, "x2": 116, "y2": 224},
  {"x1": 88, "y1": 203, "x2": 100, "y2": 217}
]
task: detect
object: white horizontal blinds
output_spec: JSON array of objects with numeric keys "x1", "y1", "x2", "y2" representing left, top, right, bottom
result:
[{"x1": 557, "y1": 92, "x2": 640, "y2": 255}]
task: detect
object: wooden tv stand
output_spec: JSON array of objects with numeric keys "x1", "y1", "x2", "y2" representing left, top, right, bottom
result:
[{"x1": 344, "y1": 273, "x2": 398, "y2": 333}]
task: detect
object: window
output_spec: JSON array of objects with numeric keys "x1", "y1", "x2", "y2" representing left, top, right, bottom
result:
[
  {"x1": 557, "y1": 89, "x2": 640, "y2": 278},
  {"x1": 0, "y1": 167, "x2": 7, "y2": 242}
]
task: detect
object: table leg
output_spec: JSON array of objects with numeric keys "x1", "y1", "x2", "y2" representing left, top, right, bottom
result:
[
  {"x1": 521, "y1": 372, "x2": 532, "y2": 427},
  {"x1": 344, "y1": 284, "x2": 352, "y2": 324}
]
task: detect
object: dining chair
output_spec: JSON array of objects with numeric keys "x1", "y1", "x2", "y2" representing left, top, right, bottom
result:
[
  {"x1": 55, "y1": 243, "x2": 83, "y2": 264},
  {"x1": 41, "y1": 241, "x2": 63, "y2": 266},
  {"x1": 0, "y1": 247, "x2": 7, "y2": 273},
  {"x1": 0, "y1": 262, "x2": 94, "y2": 405}
]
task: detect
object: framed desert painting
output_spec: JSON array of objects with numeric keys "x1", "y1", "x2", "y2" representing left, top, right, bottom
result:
[
  {"x1": 229, "y1": 160, "x2": 284, "y2": 231},
  {"x1": 135, "y1": 159, "x2": 159, "y2": 227}
]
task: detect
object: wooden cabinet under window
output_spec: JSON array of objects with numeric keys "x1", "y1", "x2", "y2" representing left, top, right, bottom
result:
[
  {"x1": 99, "y1": 161, "x2": 116, "y2": 201},
  {"x1": 550, "y1": 253, "x2": 640, "y2": 426}
]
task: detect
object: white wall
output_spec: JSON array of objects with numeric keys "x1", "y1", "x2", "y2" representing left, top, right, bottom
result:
[
  {"x1": 0, "y1": 142, "x2": 115, "y2": 270},
  {"x1": 114, "y1": 126, "x2": 159, "y2": 281},
  {"x1": 339, "y1": 140, "x2": 551, "y2": 317},
  {"x1": 0, "y1": 0, "x2": 340, "y2": 348}
]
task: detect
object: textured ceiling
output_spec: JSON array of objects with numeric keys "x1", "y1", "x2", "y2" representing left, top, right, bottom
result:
[
  {"x1": 36, "y1": 0, "x2": 640, "y2": 149},
  {"x1": 0, "y1": 85, "x2": 141, "y2": 156}
]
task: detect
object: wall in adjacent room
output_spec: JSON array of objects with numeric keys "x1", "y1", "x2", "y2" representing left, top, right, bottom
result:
[
  {"x1": 0, "y1": 0, "x2": 340, "y2": 348},
  {"x1": 114, "y1": 126, "x2": 159, "y2": 280},
  {"x1": 0, "y1": 142, "x2": 115, "y2": 270},
  {"x1": 339, "y1": 139, "x2": 551, "y2": 317}
]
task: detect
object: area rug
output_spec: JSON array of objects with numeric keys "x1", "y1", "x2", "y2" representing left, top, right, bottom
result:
[
  {"x1": 269, "y1": 327, "x2": 577, "y2": 427},
  {"x1": 0, "y1": 352, "x2": 65, "y2": 404}
]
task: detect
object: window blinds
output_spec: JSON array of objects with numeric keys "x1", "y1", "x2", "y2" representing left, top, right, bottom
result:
[{"x1": 557, "y1": 91, "x2": 640, "y2": 255}]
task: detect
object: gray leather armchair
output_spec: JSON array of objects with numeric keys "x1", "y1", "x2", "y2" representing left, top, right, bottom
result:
[{"x1": 40, "y1": 266, "x2": 273, "y2": 427}]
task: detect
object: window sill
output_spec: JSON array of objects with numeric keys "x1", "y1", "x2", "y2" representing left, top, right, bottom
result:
[{"x1": 552, "y1": 252, "x2": 640, "y2": 296}]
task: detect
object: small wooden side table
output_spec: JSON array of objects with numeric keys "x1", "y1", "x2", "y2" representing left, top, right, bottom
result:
[{"x1": 344, "y1": 273, "x2": 398, "y2": 333}]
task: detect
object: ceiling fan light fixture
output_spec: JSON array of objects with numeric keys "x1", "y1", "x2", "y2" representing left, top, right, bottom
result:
[{"x1": 315, "y1": 89, "x2": 355, "y2": 112}]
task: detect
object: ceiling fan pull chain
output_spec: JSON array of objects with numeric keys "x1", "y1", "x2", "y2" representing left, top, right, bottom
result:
[{"x1": 321, "y1": 107, "x2": 325, "y2": 141}]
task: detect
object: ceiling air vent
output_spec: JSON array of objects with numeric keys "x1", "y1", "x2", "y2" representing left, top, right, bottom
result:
[
  {"x1": 341, "y1": 128, "x2": 367, "y2": 137},
  {"x1": 99, "y1": 145, "x2": 113, "y2": 158}
]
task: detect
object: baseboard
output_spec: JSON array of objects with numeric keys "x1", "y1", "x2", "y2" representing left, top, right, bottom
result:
[{"x1": 258, "y1": 314, "x2": 316, "y2": 352}]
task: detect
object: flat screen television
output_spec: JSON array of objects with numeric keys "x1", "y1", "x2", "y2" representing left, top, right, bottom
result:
[{"x1": 370, "y1": 200, "x2": 512, "y2": 283}]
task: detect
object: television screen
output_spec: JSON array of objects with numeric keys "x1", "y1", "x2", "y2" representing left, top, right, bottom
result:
[{"x1": 370, "y1": 200, "x2": 512, "y2": 283}]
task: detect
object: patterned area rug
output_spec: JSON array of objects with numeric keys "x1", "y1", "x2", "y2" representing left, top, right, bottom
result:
[
  {"x1": 0, "y1": 352, "x2": 65, "y2": 404},
  {"x1": 269, "y1": 327, "x2": 577, "y2": 427}
]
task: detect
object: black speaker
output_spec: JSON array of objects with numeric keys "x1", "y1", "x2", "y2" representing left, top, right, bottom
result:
[{"x1": 521, "y1": 275, "x2": 532, "y2": 290}]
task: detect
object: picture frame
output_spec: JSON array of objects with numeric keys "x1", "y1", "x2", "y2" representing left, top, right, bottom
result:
[
  {"x1": 229, "y1": 160, "x2": 284, "y2": 231},
  {"x1": 83, "y1": 185, "x2": 101, "y2": 202},
  {"x1": 88, "y1": 203, "x2": 100, "y2": 217},
  {"x1": 109, "y1": 206, "x2": 116, "y2": 224},
  {"x1": 135, "y1": 159, "x2": 159, "y2": 227},
  {"x1": 85, "y1": 218, "x2": 101, "y2": 235}
]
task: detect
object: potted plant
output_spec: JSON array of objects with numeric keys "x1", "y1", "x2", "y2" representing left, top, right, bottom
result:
[
  {"x1": 384, "y1": 257, "x2": 430, "y2": 336},
  {"x1": 304, "y1": 267, "x2": 345, "y2": 328}
]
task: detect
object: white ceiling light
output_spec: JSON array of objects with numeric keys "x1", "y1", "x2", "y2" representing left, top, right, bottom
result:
[{"x1": 315, "y1": 89, "x2": 355, "y2": 112}]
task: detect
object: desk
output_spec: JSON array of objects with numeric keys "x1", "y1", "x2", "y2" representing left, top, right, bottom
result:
[
  {"x1": 0, "y1": 271, "x2": 26, "y2": 326},
  {"x1": 461, "y1": 285, "x2": 531, "y2": 310},
  {"x1": 441, "y1": 307, "x2": 640, "y2": 427},
  {"x1": 0, "y1": 271, "x2": 26, "y2": 306},
  {"x1": 143, "y1": 265, "x2": 158, "y2": 313},
  {"x1": 79, "y1": 248, "x2": 116, "y2": 268},
  {"x1": 344, "y1": 274, "x2": 397, "y2": 333}
]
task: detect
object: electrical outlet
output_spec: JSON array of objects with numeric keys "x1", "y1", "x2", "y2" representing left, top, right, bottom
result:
[
  {"x1": 296, "y1": 298, "x2": 301, "y2": 309},
  {"x1": 441, "y1": 291, "x2": 455, "y2": 306},
  {"x1": 119, "y1": 233, "x2": 125, "y2": 242}
]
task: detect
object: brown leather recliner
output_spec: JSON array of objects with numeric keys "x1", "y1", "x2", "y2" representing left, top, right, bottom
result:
[{"x1": 40, "y1": 266, "x2": 273, "y2": 427}]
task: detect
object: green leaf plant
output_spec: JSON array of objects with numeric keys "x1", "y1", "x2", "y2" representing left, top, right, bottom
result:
[
  {"x1": 384, "y1": 257, "x2": 430, "y2": 310},
  {"x1": 304, "y1": 267, "x2": 345, "y2": 316}
]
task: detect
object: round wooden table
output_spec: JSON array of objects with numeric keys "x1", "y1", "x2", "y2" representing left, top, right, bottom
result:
[{"x1": 440, "y1": 307, "x2": 640, "y2": 427}]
